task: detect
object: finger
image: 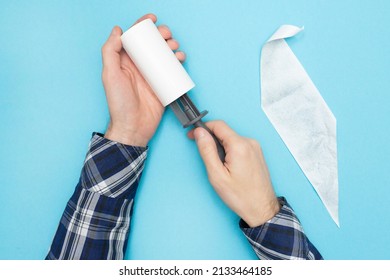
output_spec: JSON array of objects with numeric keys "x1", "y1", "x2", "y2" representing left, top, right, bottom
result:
[
  {"x1": 187, "y1": 128, "x2": 195, "y2": 139},
  {"x1": 133, "y1": 13, "x2": 157, "y2": 26},
  {"x1": 188, "y1": 121, "x2": 236, "y2": 142},
  {"x1": 175, "y1": 51, "x2": 186, "y2": 62},
  {"x1": 158, "y1": 25, "x2": 172, "y2": 40},
  {"x1": 167, "y1": 39, "x2": 179, "y2": 50},
  {"x1": 101, "y1": 26, "x2": 123, "y2": 70},
  {"x1": 194, "y1": 127, "x2": 225, "y2": 174},
  {"x1": 201, "y1": 120, "x2": 239, "y2": 147}
]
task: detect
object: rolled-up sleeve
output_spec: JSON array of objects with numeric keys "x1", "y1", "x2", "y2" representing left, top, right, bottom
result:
[{"x1": 46, "y1": 133, "x2": 147, "y2": 260}]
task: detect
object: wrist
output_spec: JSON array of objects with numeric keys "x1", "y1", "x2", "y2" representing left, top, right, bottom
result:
[
  {"x1": 243, "y1": 198, "x2": 281, "y2": 228},
  {"x1": 104, "y1": 125, "x2": 148, "y2": 147}
]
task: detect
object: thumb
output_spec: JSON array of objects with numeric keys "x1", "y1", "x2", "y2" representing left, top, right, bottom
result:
[
  {"x1": 102, "y1": 26, "x2": 123, "y2": 69},
  {"x1": 194, "y1": 127, "x2": 224, "y2": 174},
  {"x1": 107, "y1": 26, "x2": 123, "y2": 51}
]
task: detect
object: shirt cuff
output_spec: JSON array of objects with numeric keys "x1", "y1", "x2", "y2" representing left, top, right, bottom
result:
[
  {"x1": 79, "y1": 132, "x2": 148, "y2": 200},
  {"x1": 239, "y1": 197, "x2": 322, "y2": 260}
]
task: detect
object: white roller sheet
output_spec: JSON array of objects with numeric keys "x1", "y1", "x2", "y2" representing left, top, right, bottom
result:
[
  {"x1": 261, "y1": 25, "x2": 339, "y2": 226},
  {"x1": 121, "y1": 19, "x2": 195, "y2": 106}
]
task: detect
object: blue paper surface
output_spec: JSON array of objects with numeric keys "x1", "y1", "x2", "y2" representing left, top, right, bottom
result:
[{"x1": 1, "y1": 0, "x2": 389, "y2": 259}]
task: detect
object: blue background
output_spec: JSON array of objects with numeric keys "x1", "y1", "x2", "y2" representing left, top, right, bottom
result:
[{"x1": 1, "y1": 0, "x2": 389, "y2": 260}]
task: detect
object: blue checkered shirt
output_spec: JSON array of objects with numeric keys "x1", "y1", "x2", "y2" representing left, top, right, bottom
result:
[{"x1": 46, "y1": 133, "x2": 322, "y2": 260}]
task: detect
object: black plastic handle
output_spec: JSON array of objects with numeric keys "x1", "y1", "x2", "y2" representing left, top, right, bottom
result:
[{"x1": 169, "y1": 94, "x2": 226, "y2": 162}]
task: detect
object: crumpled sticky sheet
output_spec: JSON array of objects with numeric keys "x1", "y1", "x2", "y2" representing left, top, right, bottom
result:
[{"x1": 261, "y1": 25, "x2": 339, "y2": 226}]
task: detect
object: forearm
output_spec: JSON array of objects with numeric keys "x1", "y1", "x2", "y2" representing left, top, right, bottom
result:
[
  {"x1": 240, "y1": 197, "x2": 323, "y2": 260},
  {"x1": 46, "y1": 133, "x2": 147, "y2": 260}
]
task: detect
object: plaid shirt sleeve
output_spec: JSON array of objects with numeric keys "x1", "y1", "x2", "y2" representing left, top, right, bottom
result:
[
  {"x1": 240, "y1": 197, "x2": 323, "y2": 260},
  {"x1": 45, "y1": 133, "x2": 147, "y2": 260}
]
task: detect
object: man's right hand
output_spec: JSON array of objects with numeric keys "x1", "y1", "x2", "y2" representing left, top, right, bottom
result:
[{"x1": 188, "y1": 121, "x2": 280, "y2": 227}]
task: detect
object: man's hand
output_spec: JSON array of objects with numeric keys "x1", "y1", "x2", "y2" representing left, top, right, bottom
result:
[
  {"x1": 102, "y1": 14, "x2": 186, "y2": 146},
  {"x1": 188, "y1": 121, "x2": 280, "y2": 227}
]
